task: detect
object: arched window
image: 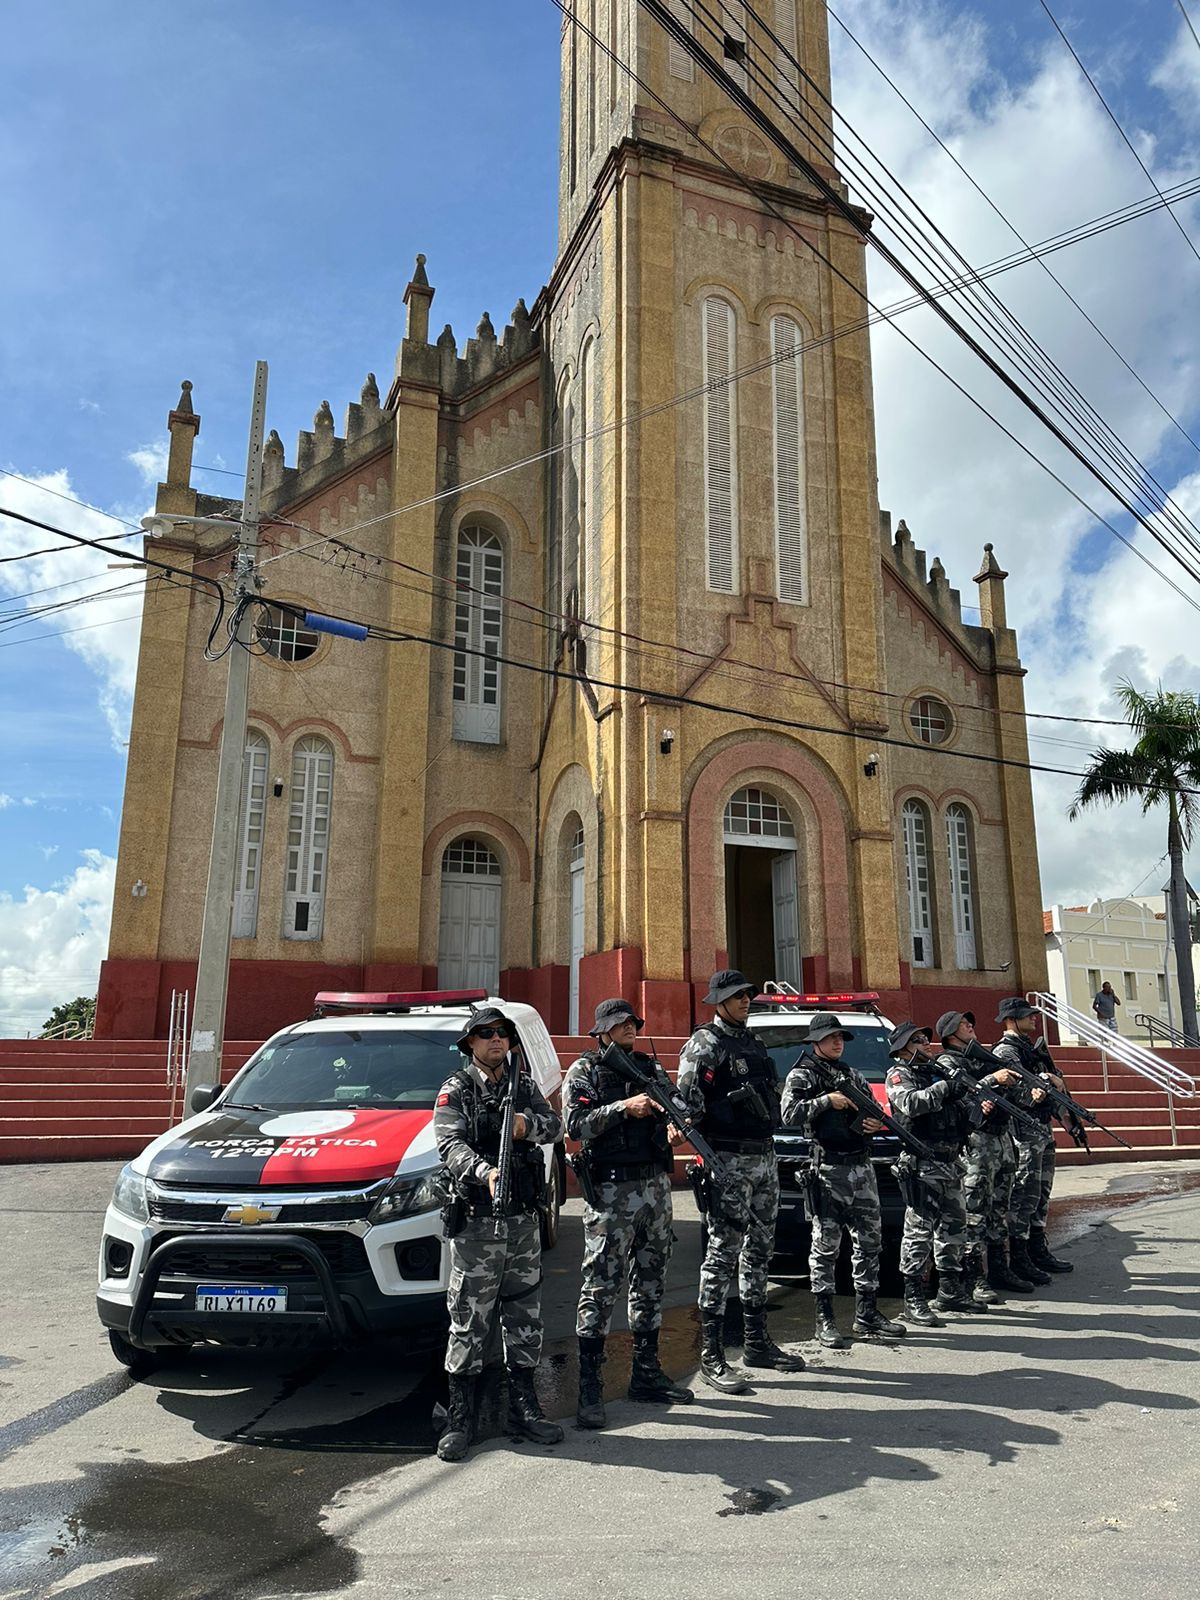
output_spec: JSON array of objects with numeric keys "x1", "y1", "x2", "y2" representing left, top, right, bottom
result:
[
  {"x1": 438, "y1": 837, "x2": 503, "y2": 992},
  {"x1": 452, "y1": 527, "x2": 503, "y2": 744},
  {"x1": 284, "y1": 735, "x2": 333, "y2": 940},
  {"x1": 771, "y1": 315, "x2": 807, "y2": 603},
  {"x1": 232, "y1": 731, "x2": 269, "y2": 939},
  {"x1": 702, "y1": 296, "x2": 738, "y2": 593},
  {"x1": 723, "y1": 787, "x2": 800, "y2": 987},
  {"x1": 259, "y1": 606, "x2": 319, "y2": 662},
  {"x1": 946, "y1": 804, "x2": 978, "y2": 969},
  {"x1": 567, "y1": 818, "x2": 585, "y2": 1034},
  {"x1": 723, "y1": 786, "x2": 796, "y2": 842},
  {"x1": 902, "y1": 799, "x2": 935, "y2": 969}
]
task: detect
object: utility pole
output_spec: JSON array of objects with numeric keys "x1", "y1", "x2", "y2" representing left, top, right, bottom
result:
[{"x1": 185, "y1": 361, "x2": 269, "y2": 1103}]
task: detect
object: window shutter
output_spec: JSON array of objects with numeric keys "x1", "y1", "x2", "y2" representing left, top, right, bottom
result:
[
  {"x1": 232, "y1": 733, "x2": 268, "y2": 939},
  {"x1": 902, "y1": 800, "x2": 934, "y2": 968},
  {"x1": 945, "y1": 805, "x2": 978, "y2": 969},
  {"x1": 667, "y1": 0, "x2": 694, "y2": 80},
  {"x1": 703, "y1": 297, "x2": 738, "y2": 594},
  {"x1": 771, "y1": 316, "x2": 807, "y2": 603},
  {"x1": 284, "y1": 737, "x2": 333, "y2": 941},
  {"x1": 452, "y1": 528, "x2": 503, "y2": 744}
]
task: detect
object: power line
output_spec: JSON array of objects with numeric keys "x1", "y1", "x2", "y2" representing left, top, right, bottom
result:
[
  {"x1": 1178, "y1": 0, "x2": 1200, "y2": 55},
  {"x1": 1038, "y1": 0, "x2": 1200, "y2": 268},
  {"x1": 827, "y1": 1, "x2": 1200, "y2": 460},
  {"x1": 0, "y1": 467, "x2": 144, "y2": 534}
]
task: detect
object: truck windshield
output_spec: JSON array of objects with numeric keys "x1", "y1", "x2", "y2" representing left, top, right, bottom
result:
[
  {"x1": 752, "y1": 1026, "x2": 894, "y2": 1085},
  {"x1": 225, "y1": 1028, "x2": 460, "y2": 1110}
]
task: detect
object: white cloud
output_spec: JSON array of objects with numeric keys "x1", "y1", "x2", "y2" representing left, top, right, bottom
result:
[
  {"x1": 831, "y1": 0, "x2": 1200, "y2": 907},
  {"x1": 127, "y1": 438, "x2": 169, "y2": 486},
  {"x1": 0, "y1": 850, "x2": 114, "y2": 1036},
  {"x1": 78, "y1": 397, "x2": 102, "y2": 415},
  {"x1": 0, "y1": 469, "x2": 151, "y2": 746},
  {"x1": 38, "y1": 844, "x2": 59, "y2": 860}
]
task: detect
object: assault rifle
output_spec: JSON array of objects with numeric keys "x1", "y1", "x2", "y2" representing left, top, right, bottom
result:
[
  {"x1": 949, "y1": 1040, "x2": 1044, "y2": 1139},
  {"x1": 598, "y1": 1042, "x2": 732, "y2": 1191},
  {"x1": 997, "y1": 1036, "x2": 1133, "y2": 1152},
  {"x1": 491, "y1": 1034, "x2": 527, "y2": 1236},
  {"x1": 804, "y1": 1053, "x2": 935, "y2": 1162}
]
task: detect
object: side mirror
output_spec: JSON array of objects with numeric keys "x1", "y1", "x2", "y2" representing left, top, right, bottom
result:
[{"x1": 189, "y1": 1084, "x2": 220, "y2": 1114}]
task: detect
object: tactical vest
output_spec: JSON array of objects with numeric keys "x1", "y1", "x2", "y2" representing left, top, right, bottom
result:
[
  {"x1": 450, "y1": 1067, "x2": 545, "y2": 1211},
  {"x1": 889, "y1": 1062, "x2": 968, "y2": 1153},
  {"x1": 577, "y1": 1051, "x2": 673, "y2": 1171},
  {"x1": 940, "y1": 1046, "x2": 1008, "y2": 1135},
  {"x1": 695, "y1": 1024, "x2": 780, "y2": 1147},
  {"x1": 995, "y1": 1033, "x2": 1054, "y2": 1126},
  {"x1": 799, "y1": 1052, "x2": 871, "y2": 1160}
]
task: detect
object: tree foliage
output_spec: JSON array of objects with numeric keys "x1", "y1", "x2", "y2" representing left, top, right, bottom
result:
[{"x1": 40, "y1": 995, "x2": 96, "y2": 1039}]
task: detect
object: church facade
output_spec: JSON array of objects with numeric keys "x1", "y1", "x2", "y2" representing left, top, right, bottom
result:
[{"x1": 96, "y1": 2, "x2": 1048, "y2": 1042}]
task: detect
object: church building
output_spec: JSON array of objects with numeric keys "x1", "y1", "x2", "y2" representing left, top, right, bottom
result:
[{"x1": 96, "y1": 2, "x2": 1048, "y2": 1041}]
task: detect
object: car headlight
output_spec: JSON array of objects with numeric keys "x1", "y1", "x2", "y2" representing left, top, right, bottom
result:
[
  {"x1": 111, "y1": 1164, "x2": 150, "y2": 1223},
  {"x1": 368, "y1": 1169, "x2": 445, "y2": 1223}
]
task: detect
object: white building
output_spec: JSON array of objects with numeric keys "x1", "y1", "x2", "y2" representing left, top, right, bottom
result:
[{"x1": 1044, "y1": 898, "x2": 1194, "y2": 1043}]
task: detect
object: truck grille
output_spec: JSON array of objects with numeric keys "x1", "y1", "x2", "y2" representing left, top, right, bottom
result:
[
  {"x1": 151, "y1": 1231, "x2": 371, "y2": 1279},
  {"x1": 149, "y1": 1194, "x2": 374, "y2": 1224}
]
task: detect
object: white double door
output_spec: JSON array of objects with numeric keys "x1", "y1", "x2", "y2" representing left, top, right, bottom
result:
[
  {"x1": 437, "y1": 874, "x2": 502, "y2": 993},
  {"x1": 770, "y1": 850, "x2": 801, "y2": 989}
]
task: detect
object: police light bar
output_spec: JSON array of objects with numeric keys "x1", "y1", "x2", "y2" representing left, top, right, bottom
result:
[
  {"x1": 753, "y1": 991, "x2": 881, "y2": 1006},
  {"x1": 312, "y1": 989, "x2": 489, "y2": 1014}
]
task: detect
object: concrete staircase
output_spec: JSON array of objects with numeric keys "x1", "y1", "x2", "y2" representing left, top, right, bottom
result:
[{"x1": 2, "y1": 1036, "x2": 1197, "y2": 1168}]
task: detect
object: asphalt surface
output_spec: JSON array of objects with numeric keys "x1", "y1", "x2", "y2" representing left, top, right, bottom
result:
[{"x1": 1, "y1": 1160, "x2": 1198, "y2": 1599}]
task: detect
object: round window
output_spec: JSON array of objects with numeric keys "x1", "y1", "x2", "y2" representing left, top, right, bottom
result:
[
  {"x1": 908, "y1": 696, "x2": 952, "y2": 746},
  {"x1": 258, "y1": 606, "x2": 320, "y2": 663}
]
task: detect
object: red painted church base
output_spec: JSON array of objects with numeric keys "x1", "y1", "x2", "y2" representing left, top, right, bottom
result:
[{"x1": 95, "y1": 951, "x2": 1021, "y2": 1044}]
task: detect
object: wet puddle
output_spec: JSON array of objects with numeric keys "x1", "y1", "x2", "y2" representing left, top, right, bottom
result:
[{"x1": 1050, "y1": 1166, "x2": 1200, "y2": 1247}]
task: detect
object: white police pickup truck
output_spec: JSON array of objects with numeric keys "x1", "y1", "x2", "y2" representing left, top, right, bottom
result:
[{"x1": 97, "y1": 991, "x2": 565, "y2": 1376}]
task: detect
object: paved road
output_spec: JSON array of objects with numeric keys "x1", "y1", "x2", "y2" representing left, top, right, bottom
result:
[{"x1": 1, "y1": 1161, "x2": 1197, "y2": 1598}]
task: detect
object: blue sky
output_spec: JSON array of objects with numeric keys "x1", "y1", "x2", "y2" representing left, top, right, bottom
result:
[{"x1": 1, "y1": 0, "x2": 1198, "y2": 1031}]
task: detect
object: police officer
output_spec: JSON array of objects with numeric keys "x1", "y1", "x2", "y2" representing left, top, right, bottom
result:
[
  {"x1": 677, "y1": 970, "x2": 804, "y2": 1392},
  {"x1": 433, "y1": 1005, "x2": 564, "y2": 1462},
  {"x1": 782, "y1": 1013, "x2": 906, "y2": 1346},
  {"x1": 992, "y1": 998, "x2": 1074, "y2": 1279},
  {"x1": 935, "y1": 1010, "x2": 1029, "y2": 1301},
  {"x1": 564, "y1": 998, "x2": 693, "y2": 1430},
  {"x1": 886, "y1": 1021, "x2": 974, "y2": 1322}
]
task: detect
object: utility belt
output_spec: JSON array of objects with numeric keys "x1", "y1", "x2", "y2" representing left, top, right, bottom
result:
[
  {"x1": 919, "y1": 1145, "x2": 961, "y2": 1162},
  {"x1": 709, "y1": 1136, "x2": 773, "y2": 1155},
  {"x1": 588, "y1": 1160, "x2": 665, "y2": 1185},
  {"x1": 813, "y1": 1147, "x2": 871, "y2": 1170}
]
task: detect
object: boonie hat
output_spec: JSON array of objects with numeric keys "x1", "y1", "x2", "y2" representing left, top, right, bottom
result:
[
  {"x1": 456, "y1": 1005, "x2": 516, "y2": 1053},
  {"x1": 996, "y1": 996, "x2": 1035, "y2": 1023},
  {"x1": 805, "y1": 1011, "x2": 855, "y2": 1043},
  {"x1": 704, "y1": 969, "x2": 758, "y2": 1005},
  {"x1": 935, "y1": 1009, "x2": 976, "y2": 1040},
  {"x1": 588, "y1": 997, "x2": 645, "y2": 1037},
  {"x1": 888, "y1": 1020, "x2": 932, "y2": 1056}
]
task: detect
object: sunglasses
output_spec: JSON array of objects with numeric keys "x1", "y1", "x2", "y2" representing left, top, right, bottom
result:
[{"x1": 470, "y1": 1026, "x2": 509, "y2": 1041}]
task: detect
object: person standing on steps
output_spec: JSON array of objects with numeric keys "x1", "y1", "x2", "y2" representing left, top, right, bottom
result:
[
  {"x1": 432, "y1": 1005, "x2": 565, "y2": 1463},
  {"x1": 563, "y1": 998, "x2": 694, "y2": 1430},
  {"x1": 677, "y1": 971, "x2": 805, "y2": 1393},
  {"x1": 781, "y1": 1013, "x2": 906, "y2": 1348}
]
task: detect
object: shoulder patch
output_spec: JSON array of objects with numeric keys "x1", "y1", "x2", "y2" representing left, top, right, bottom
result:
[
  {"x1": 889, "y1": 1073, "x2": 902, "y2": 1087},
  {"x1": 437, "y1": 1092, "x2": 451, "y2": 1107}
]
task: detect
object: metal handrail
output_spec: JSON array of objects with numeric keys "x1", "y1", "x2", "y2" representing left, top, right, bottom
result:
[
  {"x1": 1028, "y1": 991, "x2": 1197, "y2": 1099},
  {"x1": 1134, "y1": 1012, "x2": 1200, "y2": 1051}
]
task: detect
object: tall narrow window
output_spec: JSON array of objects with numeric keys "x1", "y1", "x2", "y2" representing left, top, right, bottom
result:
[
  {"x1": 561, "y1": 394, "x2": 579, "y2": 610},
  {"x1": 580, "y1": 338, "x2": 601, "y2": 625},
  {"x1": 284, "y1": 736, "x2": 333, "y2": 941},
  {"x1": 232, "y1": 731, "x2": 269, "y2": 939},
  {"x1": 702, "y1": 296, "x2": 738, "y2": 593},
  {"x1": 945, "y1": 803, "x2": 978, "y2": 970},
  {"x1": 771, "y1": 315, "x2": 807, "y2": 603},
  {"x1": 452, "y1": 527, "x2": 503, "y2": 744},
  {"x1": 568, "y1": 821, "x2": 585, "y2": 1035},
  {"x1": 438, "y1": 838, "x2": 502, "y2": 993},
  {"x1": 902, "y1": 799, "x2": 935, "y2": 969},
  {"x1": 587, "y1": 0, "x2": 597, "y2": 151},
  {"x1": 609, "y1": 0, "x2": 619, "y2": 106},
  {"x1": 667, "y1": 0, "x2": 695, "y2": 79},
  {"x1": 567, "y1": 5, "x2": 578, "y2": 192}
]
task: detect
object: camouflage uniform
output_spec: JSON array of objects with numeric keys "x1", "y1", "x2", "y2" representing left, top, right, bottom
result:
[
  {"x1": 885, "y1": 1057, "x2": 970, "y2": 1276},
  {"x1": 677, "y1": 1018, "x2": 780, "y2": 1313},
  {"x1": 993, "y1": 1031, "x2": 1057, "y2": 1240},
  {"x1": 781, "y1": 1054, "x2": 882, "y2": 1294},
  {"x1": 434, "y1": 1059, "x2": 561, "y2": 1377},
  {"x1": 563, "y1": 1051, "x2": 675, "y2": 1337},
  {"x1": 941, "y1": 1045, "x2": 1017, "y2": 1250}
]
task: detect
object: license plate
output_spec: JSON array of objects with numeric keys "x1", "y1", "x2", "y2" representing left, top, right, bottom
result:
[{"x1": 195, "y1": 1284, "x2": 288, "y2": 1313}]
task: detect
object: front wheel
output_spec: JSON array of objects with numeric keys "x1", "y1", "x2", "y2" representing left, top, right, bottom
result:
[
  {"x1": 108, "y1": 1328, "x2": 161, "y2": 1380},
  {"x1": 540, "y1": 1152, "x2": 563, "y2": 1251}
]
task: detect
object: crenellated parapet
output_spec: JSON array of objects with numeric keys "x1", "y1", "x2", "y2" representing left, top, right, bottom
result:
[
  {"x1": 392, "y1": 251, "x2": 537, "y2": 400},
  {"x1": 880, "y1": 510, "x2": 1019, "y2": 675},
  {"x1": 258, "y1": 373, "x2": 390, "y2": 515}
]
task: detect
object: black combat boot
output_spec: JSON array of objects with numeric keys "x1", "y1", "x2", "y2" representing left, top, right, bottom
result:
[
  {"x1": 629, "y1": 1329, "x2": 694, "y2": 1403},
  {"x1": 576, "y1": 1335, "x2": 607, "y2": 1429},
  {"x1": 436, "y1": 1373, "x2": 474, "y2": 1463},
  {"x1": 852, "y1": 1289, "x2": 907, "y2": 1338},
  {"x1": 1010, "y1": 1234, "x2": 1051, "y2": 1287},
  {"x1": 932, "y1": 1268, "x2": 978, "y2": 1313},
  {"x1": 965, "y1": 1247, "x2": 1002, "y2": 1306},
  {"x1": 699, "y1": 1310, "x2": 749, "y2": 1393},
  {"x1": 742, "y1": 1303, "x2": 806, "y2": 1370},
  {"x1": 903, "y1": 1273, "x2": 945, "y2": 1328},
  {"x1": 988, "y1": 1240, "x2": 1033, "y2": 1294},
  {"x1": 813, "y1": 1293, "x2": 847, "y2": 1349},
  {"x1": 1030, "y1": 1226, "x2": 1074, "y2": 1273},
  {"x1": 506, "y1": 1367, "x2": 564, "y2": 1445}
]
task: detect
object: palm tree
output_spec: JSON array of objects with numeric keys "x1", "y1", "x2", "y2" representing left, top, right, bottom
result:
[{"x1": 1069, "y1": 682, "x2": 1200, "y2": 1045}]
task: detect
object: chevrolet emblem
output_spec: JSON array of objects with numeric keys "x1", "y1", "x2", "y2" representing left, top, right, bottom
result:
[{"x1": 222, "y1": 1202, "x2": 281, "y2": 1225}]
